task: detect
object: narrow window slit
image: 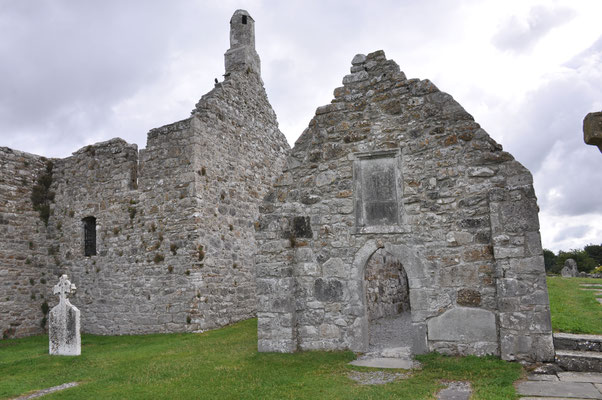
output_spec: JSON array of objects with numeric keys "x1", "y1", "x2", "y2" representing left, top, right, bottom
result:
[{"x1": 83, "y1": 216, "x2": 96, "y2": 256}]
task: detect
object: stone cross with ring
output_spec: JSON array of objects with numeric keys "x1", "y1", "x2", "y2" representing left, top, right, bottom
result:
[{"x1": 53, "y1": 274, "x2": 76, "y2": 303}]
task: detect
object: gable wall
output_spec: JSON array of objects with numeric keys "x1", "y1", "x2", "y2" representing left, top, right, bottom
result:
[{"x1": 256, "y1": 51, "x2": 553, "y2": 362}]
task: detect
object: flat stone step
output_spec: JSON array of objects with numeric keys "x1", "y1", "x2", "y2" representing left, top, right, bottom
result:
[
  {"x1": 558, "y1": 372, "x2": 602, "y2": 383},
  {"x1": 349, "y1": 357, "x2": 417, "y2": 369},
  {"x1": 516, "y1": 381, "x2": 602, "y2": 399},
  {"x1": 556, "y1": 350, "x2": 602, "y2": 373},
  {"x1": 364, "y1": 346, "x2": 412, "y2": 359},
  {"x1": 554, "y1": 333, "x2": 602, "y2": 352}
]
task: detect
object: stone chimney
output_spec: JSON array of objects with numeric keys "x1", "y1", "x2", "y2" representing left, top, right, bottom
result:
[{"x1": 224, "y1": 10, "x2": 261, "y2": 75}]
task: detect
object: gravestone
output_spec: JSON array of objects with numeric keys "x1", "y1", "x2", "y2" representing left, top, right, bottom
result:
[
  {"x1": 561, "y1": 258, "x2": 579, "y2": 278},
  {"x1": 49, "y1": 275, "x2": 81, "y2": 356}
]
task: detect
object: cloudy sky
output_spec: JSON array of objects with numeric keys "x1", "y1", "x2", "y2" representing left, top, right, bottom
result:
[{"x1": 0, "y1": 0, "x2": 600, "y2": 253}]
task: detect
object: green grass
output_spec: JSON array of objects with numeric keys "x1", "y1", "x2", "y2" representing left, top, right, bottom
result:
[
  {"x1": 0, "y1": 319, "x2": 521, "y2": 399},
  {"x1": 547, "y1": 276, "x2": 602, "y2": 334}
]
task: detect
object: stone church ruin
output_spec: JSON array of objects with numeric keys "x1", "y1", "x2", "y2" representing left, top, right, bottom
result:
[
  {"x1": 1, "y1": 10, "x2": 288, "y2": 338},
  {"x1": 255, "y1": 52, "x2": 554, "y2": 363},
  {"x1": 2, "y1": 10, "x2": 553, "y2": 364}
]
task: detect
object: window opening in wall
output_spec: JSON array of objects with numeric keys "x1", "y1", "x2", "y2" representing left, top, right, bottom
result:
[
  {"x1": 242, "y1": 15, "x2": 247, "y2": 24},
  {"x1": 82, "y1": 216, "x2": 96, "y2": 256}
]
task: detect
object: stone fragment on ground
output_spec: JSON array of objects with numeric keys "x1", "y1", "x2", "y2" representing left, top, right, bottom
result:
[
  {"x1": 516, "y1": 381, "x2": 602, "y2": 399},
  {"x1": 436, "y1": 381, "x2": 472, "y2": 400},
  {"x1": 13, "y1": 382, "x2": 79, "y2": 399},
  {"x1": 347, "y1": 370, "x2": 408, "y2": 385}
]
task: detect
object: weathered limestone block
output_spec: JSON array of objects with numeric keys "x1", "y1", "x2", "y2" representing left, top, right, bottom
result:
[
  {"x1": 49, "y1": 275, "x2": 80, "y2": 356},
  {"x1": 561, "y1": 258, "x2": 579, "y2": 277},
  {"x1": 583, "y1": 111, "x2": 602, "y2": 152},
  {"x1": 427, "y1": 307, "x2": 497, "y2": 343}
]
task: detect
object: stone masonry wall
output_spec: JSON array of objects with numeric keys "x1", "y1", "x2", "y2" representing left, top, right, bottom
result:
[
  {"x1": 0, "y1": 9, "x2": 288, "y2": 338},
  {"x1": 0, "y1": 147, "x2": 52, "y2": 338},
  {"x1": 42, "y1": 70, "x2": 288, "y2": 335},
  {"x1": 47, "y1": 138, "x2": 144, "y2": 334},
  {"x1": 256, "y1": 50, "x2": 554, "y2": 363}
]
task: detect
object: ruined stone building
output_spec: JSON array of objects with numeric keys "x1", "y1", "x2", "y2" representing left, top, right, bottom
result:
[
  {"x1": 255, "y1": 51, "x2": 554, "y2": 363},
  {"x1": 2, "y1": 10, "x2": 553, "y2": 364},
  {"x1": 1, "y1": 10, "x2": 289, "y2": 338}
]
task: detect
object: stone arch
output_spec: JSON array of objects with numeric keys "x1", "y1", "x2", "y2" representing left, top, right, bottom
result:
[{"x1": 348, "y1": 240, "x2": 429, "y2": 354}]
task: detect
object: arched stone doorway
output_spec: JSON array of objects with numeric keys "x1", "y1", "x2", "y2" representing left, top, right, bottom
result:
[
  {"x1": 348, "y1": 240, "x2": 428, "y2": 354},
  {"x1": 364, "y1": 247, "x2": 411, "y2": 351}
]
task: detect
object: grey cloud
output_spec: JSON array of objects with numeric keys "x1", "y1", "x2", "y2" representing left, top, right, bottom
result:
[
  {"x1": 492, "y1": 5, "x2": 576, "y2": 53},
  {"x1": 536, "y1": 145, "x2": 602, "y2": 216},
  {"x1": 553, "y1": 225, "x2": 590, "y2": 242},
  {"x1": 506, "y1": 77, "x2": 599, "y2": 172},
  {"x1": 491, "y1": 37, "x2": 602, "y2": 218},
  {"x1": 0, "y1": 0, "x2": 217, "y2": 157}
]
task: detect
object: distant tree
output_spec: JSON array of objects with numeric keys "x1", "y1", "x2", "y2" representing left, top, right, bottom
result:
[
  {"x1": 543, "y1": 249, "x2": 557, "y2": 272},
  {"x1": 584, "y1": 244, "x2": 602, "y2": 266},
  {"x1": 555, "y1": 249, "x2": 598, "y2": 273}
]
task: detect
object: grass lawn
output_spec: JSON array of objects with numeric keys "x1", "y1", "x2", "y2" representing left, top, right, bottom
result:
[
  {"x1": 547, "y1": 276, "x2": 602, "y2": 334},
  {"x1": 0, "y1": 318, "x2": 521, "y2": 400}
]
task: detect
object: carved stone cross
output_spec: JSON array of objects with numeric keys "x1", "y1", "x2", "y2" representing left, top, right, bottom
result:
[
  {"x1": 49, "y1": 274, "x2": 80, "y2": 356},
  {"x1": 53, "y1": 274, "x2": 76, "y2": 304}
]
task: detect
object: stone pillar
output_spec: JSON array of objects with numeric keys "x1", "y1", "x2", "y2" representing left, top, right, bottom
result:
[
  {"x1": 224, "y1": 9, "x2": 261, "y2": 75},
  {"x1": 583, "y1": 111, "x2": 602, "y2": 152},
  {"x1": 489, "y1": 183, "x2": 555, "y2": 363},
  {"x1": 49, "y1": 275, "x2": 81, "y2": 356}
]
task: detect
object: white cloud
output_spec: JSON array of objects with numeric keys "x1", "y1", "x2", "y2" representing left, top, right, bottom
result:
[{"x1": 492, "y1": 5, "x2": 576, "y2": 53}]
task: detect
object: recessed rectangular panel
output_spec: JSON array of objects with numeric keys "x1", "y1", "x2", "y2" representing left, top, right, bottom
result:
[{"x1": 355, "y1": 153, "x2": 400, "y2": 229}]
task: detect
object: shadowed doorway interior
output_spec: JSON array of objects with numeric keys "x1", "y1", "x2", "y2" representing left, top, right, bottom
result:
[{"x1": 365, "y1": 247, "x2": 411, "y2": 351}]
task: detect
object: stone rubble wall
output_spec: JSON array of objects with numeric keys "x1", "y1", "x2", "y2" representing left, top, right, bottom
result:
[
  {"x1": 48, "y1": 138, "x2": 144, "y2": 335},
  {"x1": 0, "y1": 147, "x2": 52, "y2": 338},
  {"x1": 256, "y1": 50, "x2": 554, "y2": 363},
  {"x1": 39, "y1": 70, "x2": 288, "y2": 335},
  {"x1": 0, "y1": 9, "x2": 289, "y2": 339},
  {"x1": 1, "y1": 69, "x2": 288, "y2": 338}
]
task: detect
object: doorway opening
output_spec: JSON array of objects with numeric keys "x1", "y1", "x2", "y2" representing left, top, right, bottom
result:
[{"x1": 364, "y1": 247, "x2": 411, "y2": 351}]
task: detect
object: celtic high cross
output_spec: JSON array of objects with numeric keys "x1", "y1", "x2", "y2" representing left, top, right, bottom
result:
[{"x1": 53, "y1": 274, "x2": 76, "y2": 304}]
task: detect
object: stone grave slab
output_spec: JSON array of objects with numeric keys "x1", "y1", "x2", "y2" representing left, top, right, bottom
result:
[{"x1": 49, "y1": 275, "x2": 81, "y2": 356}]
